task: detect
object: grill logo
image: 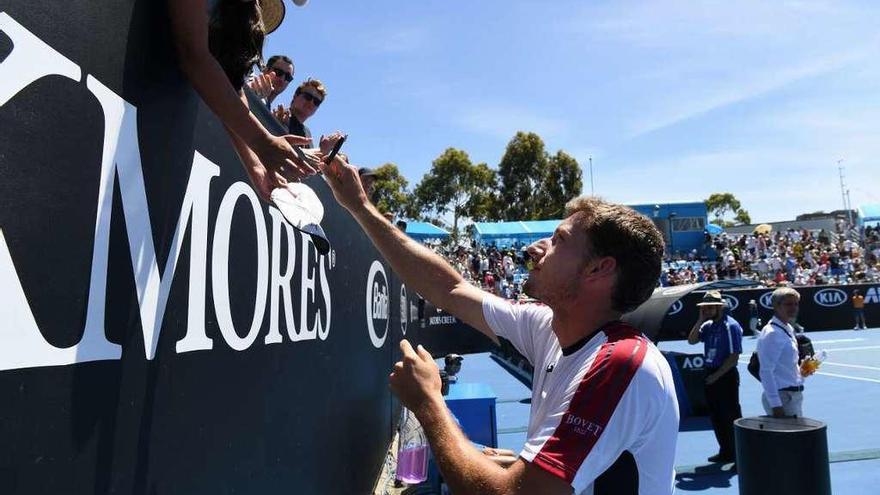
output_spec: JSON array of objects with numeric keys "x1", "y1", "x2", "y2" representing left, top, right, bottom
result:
[
  {"x1": 667, "y1": 300, "x2": 683, "y2": 315},
  {"x1": 366, "y1": 261, "x2": 389, "y2": 348},
  {"x1": 813, "y1": 288, "x2": 847, "y2": 308}
]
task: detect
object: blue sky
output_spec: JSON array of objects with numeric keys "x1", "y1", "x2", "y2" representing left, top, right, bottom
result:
[{"x1": 265, "y1": 0, "x2": 880, "y2": 223}]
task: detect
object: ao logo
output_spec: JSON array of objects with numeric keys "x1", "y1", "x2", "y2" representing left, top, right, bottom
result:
[
  {"x1": 759, "y1": 292, "x2": 774, "y2": 309},
  {"x1": 366, "y1": 261, "x2": 390, "y2": 348},
  {"x1": 865, "y1": 288, "x2": 880, "y2": 304},
  {"x1": 400, "y1": 285, "x2": 408, "y2": 335},
  {"x1": 682, "y1": 356, "x2": 704, "y2": 369},
  {"x1": 722, "y1": 295, "x2": 739, "y2": 311},
  {"x1": 814, "y1": 288, "x2": 847, "y2": 308},
  {"x1": 667, "y1": 300, "x2": 683, "y2": 316}
]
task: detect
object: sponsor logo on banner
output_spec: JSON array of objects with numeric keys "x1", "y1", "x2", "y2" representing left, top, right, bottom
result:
[
  {"x1": 428, "y1": 315, "x2": 458, "y2": 325},
  {"x1": 759, "y1": 292, "x2": 774, "y2": 309},
  {"x1": 866, "y1": 287, "x2": 880, "y2": 304},
  {"x1": 667, "y1": 300, "x2": 683, "y2": 315},
  {"x1": 0, "y1": 13, "x2": 334, "y2": 371},
  {"x1": 400, "y1": 285, "x2": 408, "y2": 335},
  {"x1": 722, "y1": 294, "x2": 739, "y2": 311},
  {"x1": 682, "y1": 356, "x2": 704, "y2": 369},
  {"x1": 366, "y1": 261, "x2": 390, "y2": 348},
  {"x1": 814, "y1": 288, "x2": 847, "y2": 308}
]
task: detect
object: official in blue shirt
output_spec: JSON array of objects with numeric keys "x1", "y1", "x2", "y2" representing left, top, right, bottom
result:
[{"x1": 688, "y1": 290, "x2": 744, "y2": 464}]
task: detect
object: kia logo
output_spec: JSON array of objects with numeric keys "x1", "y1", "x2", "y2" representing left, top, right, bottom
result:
[
  {"x1": 366, "y1": 261, "x2": 390, "y2": 348},
  {"x1": 814, "y1": 288, "x2": 847, "y2": 308},
  {"x1": 667, "y1": 300, "x2": 683, "y2": 315},
  {"x1": 722, "y1": 294, "x2": 739, "y2": 311},
  {"x1": 759, "y1": 292, "x2": 774, "y2": 309}
]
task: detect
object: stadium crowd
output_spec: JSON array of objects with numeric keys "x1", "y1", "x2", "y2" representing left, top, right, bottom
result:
[
  {"x1": 416, "y1": 225, "x2": 880, "y2": 293},
  {"x1": 662, "y1": 226, "x2": 880, "y2": 287}
]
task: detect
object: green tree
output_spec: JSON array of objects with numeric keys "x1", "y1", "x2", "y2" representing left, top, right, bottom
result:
[
  {"x1": 370, "y1": 163, "x2": 409, "y2": 215},
  {"x1": 537, "y1": 150, "x2": 582, "y2": 218},
  {"x1": 705, "y1": 192, "x2": 751, "y2": 227},
  {"x1": 734, "y1": 209, "x2": 752, "y2": 226},
  {"x1": 497, "y1": 132, "x2": 548, "y2": 220},
  {"x1": 410, "y1": 148, "x2": 497, "y2": 238}
]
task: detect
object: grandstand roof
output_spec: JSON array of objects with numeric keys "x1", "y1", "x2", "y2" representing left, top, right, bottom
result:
[
  {"x1": 859, "y1": 204, "x2": 880, "y2": 223},
  {"x1": 472, "y1": 220, "x2": 561, "y2": 238},
  {"x1": 405, "y1": 221, "x2": 450, "y2": 239}
]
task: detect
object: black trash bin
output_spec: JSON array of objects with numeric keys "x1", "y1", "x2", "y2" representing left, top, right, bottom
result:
[{"x1": 734, "y1": 416, "x2": 831, "y2": 495}]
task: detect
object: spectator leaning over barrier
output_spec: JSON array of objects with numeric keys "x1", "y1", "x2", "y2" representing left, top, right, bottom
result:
[
  {"x1": 357, "y1": 167, "x2": 378, "y2": 201},
  {"x1": 687, "y1": 291, "x2": 743, "y2": 464},
  {"x1": 756, "y1": 287, "x2": 804, "y2": 418},
  {"x1": 323, "y1": 156, "x2": 678, "y2": 495},
  {"x1": 168, "y1": 0, "x2": 321, "y2": 202},
  {"x1": 852, "y1": 289, "x2": 867, "y2": 330},
  {"x1": 247, "y1": 54, "x2": 294, "y2": 109},
  {"x1": 287, "y1": 78, "x2": 326, "y2": 139}
]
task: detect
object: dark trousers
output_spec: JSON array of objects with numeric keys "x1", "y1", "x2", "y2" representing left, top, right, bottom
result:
[{"x1": 704, "y1": 367, "x2": 742, "y2": 457}]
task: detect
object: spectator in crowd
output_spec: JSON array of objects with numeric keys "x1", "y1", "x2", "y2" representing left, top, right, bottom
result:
[
  {"x1": 287, "y1": 78, "x2": 326, "y2": 138},
  {"x1": 852, "y1": 289, "x2": 867, "y2": 330},
  {"x1": 322, "y1": 160, "x2": 678, "y2": 494},
  {"x1": 358, "y1": 167, "x2": 378, "y2": 200},
  {"x1": 247, "y1": 54, "x2": 294, "y2": 109},
  {"x1": 168, "y1": 0, "x2": 320, "y2": 201},
  {"x1": 756, "y1": 288, "x2": 804, "y2": 418},
  {"x1": 687, "y1": 291, "x2": 743, "y2": 464}
]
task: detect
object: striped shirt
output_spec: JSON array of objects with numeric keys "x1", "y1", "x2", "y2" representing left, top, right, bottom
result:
[{"x1": 483, "y1": 296, "x2": 679, "y2": 495}]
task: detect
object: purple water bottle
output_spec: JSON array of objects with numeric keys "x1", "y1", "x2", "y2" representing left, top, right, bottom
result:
[{"x1": 396, "y1": 408, "x2": 429, "y2": 484}]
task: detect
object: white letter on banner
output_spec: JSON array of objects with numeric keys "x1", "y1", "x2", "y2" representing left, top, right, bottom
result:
[
  {"x1": 0, "y1": 13, "x2": 93, "y2": 371},
  {"x1": 295, "y1": 232, "x2": 319, "y2": 342},
  {"x1": 0, "y1": 13, "x2": 81, "y2": 105},
  {"x1": 266, "y1": 207, "x2": 296, "y2": 345},
  {"x1": 87, "y1": 77, "x2": 218, "y2": 360},
  {"x1": 318, "y1": 252, "x2": 331, "y2": 341},
  {"x1": 212, "y1": 183, "x2": 269, "y2": 351}
]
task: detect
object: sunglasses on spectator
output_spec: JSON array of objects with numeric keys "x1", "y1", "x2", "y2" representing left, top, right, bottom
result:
[
  {"x1": 270, "y1": 67, "x2": 293, "y2": 82},
  {"x1": 298, "y1": 92, "x2": 323, "y2": 106}
]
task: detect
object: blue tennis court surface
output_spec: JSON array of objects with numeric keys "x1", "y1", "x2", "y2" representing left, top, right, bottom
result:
[{"x1": 449, "y1": 327, "x2": 880, "y2": 494}]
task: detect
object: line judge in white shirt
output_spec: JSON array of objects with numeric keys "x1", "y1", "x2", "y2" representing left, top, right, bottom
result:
[
  {"x1": 756, "y1": 287, "x2": 804, "y2": 417},
  {"x1": 323, "y1": 156, "x2": 679, "y2": 495}
]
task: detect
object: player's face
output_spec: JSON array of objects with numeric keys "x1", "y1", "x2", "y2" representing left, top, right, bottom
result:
[{"x1": 523, "y1": 216, "x2": 589, "y2": 305}]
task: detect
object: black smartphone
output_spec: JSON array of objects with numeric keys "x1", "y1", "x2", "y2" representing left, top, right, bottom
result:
[{"x1": 324, "y1": 134, "x2": 347, "y2": 163}]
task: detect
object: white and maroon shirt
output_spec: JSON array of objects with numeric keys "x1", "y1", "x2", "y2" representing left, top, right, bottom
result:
[{"x1": 483, "y1": 296, "x2": 679, "y2": 495}]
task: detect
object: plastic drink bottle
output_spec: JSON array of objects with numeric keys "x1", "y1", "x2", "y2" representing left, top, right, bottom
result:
[{"x1": 396, "y1": 408, "x2": 429, "y2": 484}]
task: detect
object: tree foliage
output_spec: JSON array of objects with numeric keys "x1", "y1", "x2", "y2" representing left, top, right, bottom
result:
[
  {"x1": 734, "y1": 209, "x2": 752, "y2": 226},
  {"x1": 705, "y1": 192, "x2": 751, "y2": 227},
  {"x1": 370, "y1": 163, "x2": 409, "y2": 215},
  {"x1": 410, "y1": 148, "x2": 497, "y2": 238},
  {"x1": 497, "y1": 132, "x2": 548, "y2": 220},
  {"x1": 537, "y1": 150, "x2": 582, "y2": 219}
]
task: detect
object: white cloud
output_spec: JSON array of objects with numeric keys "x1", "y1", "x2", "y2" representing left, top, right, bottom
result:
[
  {"x1": 454, "y1": 104, "x2": 569, "y2": 141},
  {"x1": 359, "y1": 26, "x2": 430, "y2": 55}
]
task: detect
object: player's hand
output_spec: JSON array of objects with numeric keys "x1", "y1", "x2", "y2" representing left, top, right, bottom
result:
[
  {"x1": 389, "y1": 340, "x2": 442, "y2": 416},
  {"x1": 322, "y1": 154, "x2": 369, "y2": 211}
]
